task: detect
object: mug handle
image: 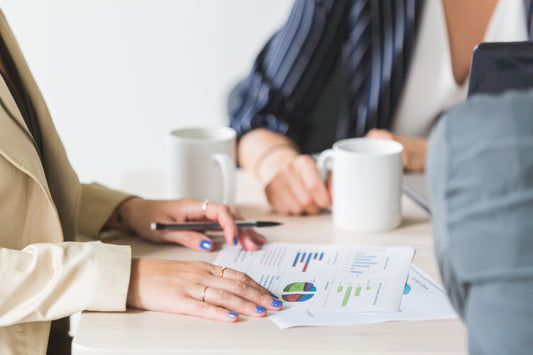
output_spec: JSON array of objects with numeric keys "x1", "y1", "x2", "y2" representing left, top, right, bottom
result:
[
  {"x1": 316, "y1": 149, "x2": 334, "y2": 182},
  {"x1": 212, "y1": 153, "x2": 236, "y2": 206}
]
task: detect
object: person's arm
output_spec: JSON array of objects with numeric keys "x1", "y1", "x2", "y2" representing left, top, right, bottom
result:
[
  {"x1": 0, "y1": 195, "x2": 279, "y2": 327},
  {"x1": 230, "y1": 0, "x2": 350, "y2": 214},
  {"x1": 0, "y1": 242, "x2": 132, "y2": 325},
  {"x1": 365, "y1": 129, "x2": 428, "y2": 172},
  {"x1": 104, "y1": 196, "x2": 282, "y2": 321},
  {"x1": 230, "y1": 0, "x2": 350, "y2": 140},
  {"x1": 239, "y1": 128, "x2": 331, "y2": 215}
]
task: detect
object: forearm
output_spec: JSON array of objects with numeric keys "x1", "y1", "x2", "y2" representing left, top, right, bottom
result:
[
  {"x1": 79, "y1": 183, "x2": 135, "y2": 238},
  {"x1": 238, "y1": 129, "x2": 300, "y2": 183},
  {"x1": 103, "y1": 196, "x2": 141, "y2": 234}
]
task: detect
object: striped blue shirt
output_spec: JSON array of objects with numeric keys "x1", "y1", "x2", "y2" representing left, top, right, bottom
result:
[{"x1": 229, "y1": 0, "x2": 533, "y2": 153}]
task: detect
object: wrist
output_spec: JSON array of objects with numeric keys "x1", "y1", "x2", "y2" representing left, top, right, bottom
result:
[
  {"x1": 105, "y1": 196, "x2": 142, "y2": 234},
  {"x1": 127, "y1": 257, "x2": 141, "y2": 308},
  {"x1": 255, "y1": 144, "x2": 299, "y2": 184}
]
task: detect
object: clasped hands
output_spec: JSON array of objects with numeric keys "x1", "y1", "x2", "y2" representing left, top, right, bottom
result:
[{"x1": 106, "y1": 197, "x2": 281, "y2": 322}]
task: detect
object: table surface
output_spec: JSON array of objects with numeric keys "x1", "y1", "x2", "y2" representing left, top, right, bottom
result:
[{"x1": 72, "y1": 170, "x2": 467, "y2": 354}]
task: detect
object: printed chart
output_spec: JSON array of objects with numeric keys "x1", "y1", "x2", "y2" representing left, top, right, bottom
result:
[
  {"x1": 215, "y1": 243, "x2": 414, "y2": 312},
  {"x1": 269, "y1": 264, "x2": 458, "y2": 329},
  {"x1": 282, "y1": 282, "x2": 316, "y2": 302}
]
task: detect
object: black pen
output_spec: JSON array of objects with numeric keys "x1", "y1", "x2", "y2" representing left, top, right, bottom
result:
[{"x1": 150, "y1": 221, "x2": 282, "y2": 231}]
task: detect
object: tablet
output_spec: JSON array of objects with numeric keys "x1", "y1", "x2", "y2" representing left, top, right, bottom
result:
[
  {"x1": 403, "y1": 173, "x2": 430, "y2": 214},
  {"x1": 468, "y1": 41, "x2": 533, "y2": 97}
]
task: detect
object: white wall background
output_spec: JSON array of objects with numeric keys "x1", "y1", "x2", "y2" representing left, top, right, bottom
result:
[{"x1": 1, "y1": 0, "x2": 292, "y2": 188}]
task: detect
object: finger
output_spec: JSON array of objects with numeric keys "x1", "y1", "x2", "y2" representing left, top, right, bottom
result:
[
  {"x1": 295, "y1": 157, "x2": 331, "y2": 208},
  {"x1": 283, "y1": 166, "x2": 321, "y2": 215},
  {"x1": 163, "y1": 231, "x2": 214, "y2": 252},
  {"x1": 205, "y1": 273, "x2": 282, "y2": 312},
  {"x1": 227, "y1": 208, "x2": 262, "y2": 250},
  {"x1": 176, "y1": 297, "x2": 240, "y2": 322},
  {"x1": 266, "y1": 182, "x2": 300, "y2": 215},
  {"x1": 211, "y1": 266, "x2": 270, "y2": 294},
  {"x1": 203, "y1": 202, "x2": 239, "y2": 246},
  {"x1": 238, "y1": 229, "x2": 266, "y2": 251},
  {"x1": 203, "y1": 286, "x2": 280, "y2": 318},
  {"x1": 266, "y1": 172, "x2": 307, "y2": 215}
]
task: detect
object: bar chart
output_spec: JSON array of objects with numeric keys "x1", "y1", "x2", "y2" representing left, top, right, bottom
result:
[{"x1": 291, "y1": 249, "x2": 326, "y2": 273}]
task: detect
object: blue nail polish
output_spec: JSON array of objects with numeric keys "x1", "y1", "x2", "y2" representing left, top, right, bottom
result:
[
  {"x1": 272, "y1": 299, "x2": 282, "y2": 307},
  {"x1": 227, "y1": 312, "x2": 238, "y2": 319},
  {"x1": 200, "y1": 240, "x2": 212, "y2": 250},
  {"x1": 233, "y1": 236, "x2": 238, "y2": 245},
  {"x1": 270, "y1": 293, "x2": 279, "y2": 299},
  {"x1": 255, "y1": 305, "x2": 266, "y2": 313}
]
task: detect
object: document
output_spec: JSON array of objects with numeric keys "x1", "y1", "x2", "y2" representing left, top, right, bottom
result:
[
  {"x1": 268, "y1": 264, "x2": 458, "y2": 329},
  {"x1": 215, "y1": 243, "x2": 414, "y2": 313}
]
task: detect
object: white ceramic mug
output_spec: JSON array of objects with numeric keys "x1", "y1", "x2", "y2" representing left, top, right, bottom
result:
[
  {"x1": 167, "y1": 126, "x2": 236, "y2": 206},
  {"x1": 316, "y1": 138, "x2": 403, "y2": 232}
]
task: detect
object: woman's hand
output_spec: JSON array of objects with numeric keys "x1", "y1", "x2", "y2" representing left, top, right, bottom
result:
[
  {"x1": 107, "y1": 198, "x2": 265, "y2": 252},
  {"x1": 237, "y1": 128, "x2": 331, "y2": 215},
  {"x1": 127, "y1": 258, "x2": 282, "y2": 322},
  {"x1": 365, "y1": 129, "x2": 428, "y2": 172},
  {"x1": 264, "y1": 154, "x2": 331, "y2": 215}
]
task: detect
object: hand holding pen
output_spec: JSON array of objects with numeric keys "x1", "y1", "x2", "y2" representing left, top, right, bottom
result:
[{"x1": 109, "y1": 198, "x2": 277, "y2": 252}]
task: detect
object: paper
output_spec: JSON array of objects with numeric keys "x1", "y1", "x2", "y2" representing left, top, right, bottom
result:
[
  {"x1": 214, "y1": 243, "x2": 414, "y2": 313},
  {"x1": 268, "y1": 264, "x2": 458, "y2": 329}
]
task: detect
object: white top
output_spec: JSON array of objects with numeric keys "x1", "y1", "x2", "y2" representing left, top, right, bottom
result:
[{"x1": 391, "y1": 0, "x2": 528, "y2": 138}]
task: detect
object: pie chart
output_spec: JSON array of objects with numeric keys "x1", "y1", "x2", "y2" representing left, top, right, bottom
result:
[{"x1": 281, "y1": 282, "x2": 316, "y2": 302}]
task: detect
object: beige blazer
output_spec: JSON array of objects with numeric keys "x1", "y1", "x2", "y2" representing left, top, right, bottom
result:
[{"x1": 0, "y1": 10, "x2": 133, "y2": 355}]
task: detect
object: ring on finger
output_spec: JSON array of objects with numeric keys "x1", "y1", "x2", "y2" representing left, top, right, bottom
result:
[
  {"x1": 201, "y1": 286, "x2": 208, "y2": 303},
  {"x1": 219, "y1": 266, "x2": 227, "y2": 278},
  {"x1": 201, "y1": 199, "x2": 210, "y2": 217}
]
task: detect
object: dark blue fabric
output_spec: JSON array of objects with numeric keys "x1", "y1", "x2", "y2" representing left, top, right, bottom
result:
[{"x1": 230, "y1": 0, "x2": 533, "y2": 150}]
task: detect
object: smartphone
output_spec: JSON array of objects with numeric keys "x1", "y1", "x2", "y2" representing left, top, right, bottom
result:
[{"x1": 467, "y1": 41, "x2": 533, "y2": 98}]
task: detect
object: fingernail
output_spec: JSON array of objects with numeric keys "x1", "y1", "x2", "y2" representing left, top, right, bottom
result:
[
  {"x1": 227, "y1": 312, "x2": 238, "y2": 319},
  {"x1": 200, "y1": 240, "x2": 212, "y2": 250},
  {"x1": 272, "y1": 299, "x2": 282, "y2": 307},
  {"x1": 270, "y1": 293, "x2": 279, "y2": 299},
  {"x1": 233, "y1": 236, "x2": 238, "y2": 245},
  {"x1": 255, "y1": 305, "x2": 266, "y2": 313}
]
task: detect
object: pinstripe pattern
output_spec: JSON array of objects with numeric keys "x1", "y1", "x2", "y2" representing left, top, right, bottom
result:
[{"x1": 230, "y1": 0, "x2": 533, "y2": 148}]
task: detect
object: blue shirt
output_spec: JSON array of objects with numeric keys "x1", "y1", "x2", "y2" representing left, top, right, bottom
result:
[{"x1": 229, "y1": 0, "x2": 533, "y2": 153}]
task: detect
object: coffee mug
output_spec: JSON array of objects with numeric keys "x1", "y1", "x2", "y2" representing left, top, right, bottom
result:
[
  {"x1": 167, "y1": 126, "x2": 236, "y2": 206},
  {"x1": 316, "y1": 138, "x2": 403, "y2": 232}
]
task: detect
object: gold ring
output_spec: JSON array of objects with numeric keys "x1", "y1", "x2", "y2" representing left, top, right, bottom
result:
[
  {"x1": 201, "y1": 286, "x2": 208, "y2": 303},
  {"x1": 219, "y1": 266, "x2": 227, "y2": 278},
  {"x1": 201, "y1": 199, "x2": 210, "y2": 216}
]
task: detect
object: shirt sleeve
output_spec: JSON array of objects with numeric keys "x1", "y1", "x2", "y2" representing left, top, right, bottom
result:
[
  {"x1": 0, "y1": 242, "x2": 131, "y2": 325},
  {"x1": 229, "y1": 0, "x2": 350, "y2": 145}
]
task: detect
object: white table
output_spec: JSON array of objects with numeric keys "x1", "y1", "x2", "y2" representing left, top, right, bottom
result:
[{"x1": 72, "y1": 170, "x2": 467, "y2": 354}]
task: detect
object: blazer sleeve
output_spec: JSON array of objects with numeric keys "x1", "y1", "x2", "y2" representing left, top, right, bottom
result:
[
  {"x1": 0, "y1": 242, "x2": 131, "y2": 325},
  {"x1": 229, "y1": 0, "x2": 350, "y2": 145},
  {"x1": 78, "y1": 183, "x2": 135, "y2": 239}
]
